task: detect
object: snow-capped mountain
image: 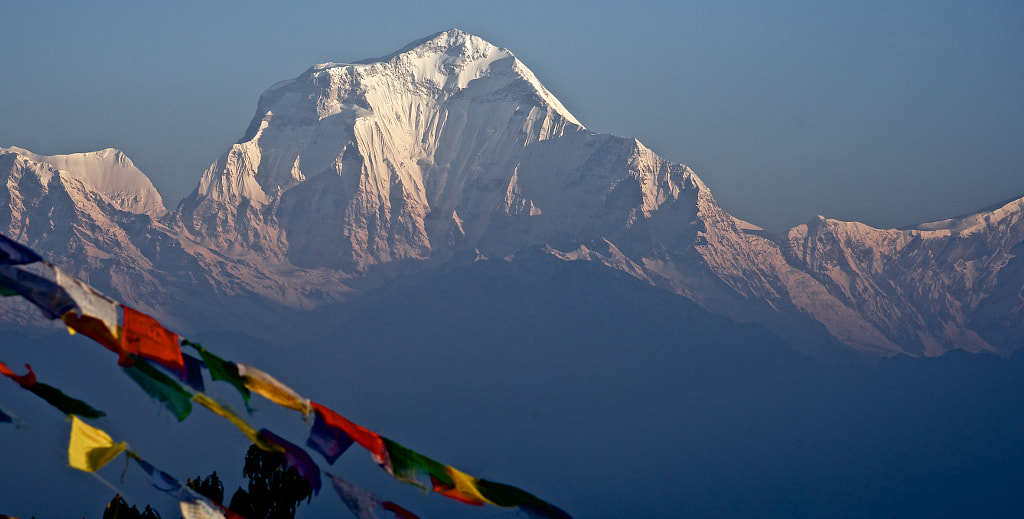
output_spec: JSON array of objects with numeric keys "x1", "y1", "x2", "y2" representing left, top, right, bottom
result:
[{"x1": 2, "y1": 29, "x2": 1022, "y2": 357}]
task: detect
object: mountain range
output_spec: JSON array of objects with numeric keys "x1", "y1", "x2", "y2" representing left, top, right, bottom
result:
[{"x1": 2, "y1": 28, "x2": 1022, "y2": 359}]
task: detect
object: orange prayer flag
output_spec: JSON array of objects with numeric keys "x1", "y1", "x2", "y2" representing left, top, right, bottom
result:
[{"x1": 121, "y1": 305, "x2": 184, "y2": 373}]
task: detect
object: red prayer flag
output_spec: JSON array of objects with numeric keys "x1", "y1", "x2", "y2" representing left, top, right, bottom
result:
[
  {"x1": 310, "y1": 402, "x2": 387, "y2": 464},
  {"x1": 382, "y1": 501, "x2": 421, "y2": 519},
  {"x1": 0, "y1": 361, "x2": 37, "y2": 388},
  {"x1": 62, "y1": 312, "x2": 123, "y2": 356},
  {"x1": 121, "y1": 305, "x2": 184, "y2": 374}
]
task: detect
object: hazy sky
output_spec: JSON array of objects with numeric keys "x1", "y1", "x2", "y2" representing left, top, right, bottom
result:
[{"x1": 1, "y1": 1, "x2": 1021, "y2": 231}]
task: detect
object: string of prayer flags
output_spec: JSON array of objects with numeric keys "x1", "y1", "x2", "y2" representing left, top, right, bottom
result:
[
  {"x1": 0, "y1": 361, "x2": 106, "y2": 419},
  {"x1": 183, "y1": 341, "x2": 250, "y2": 410},
  {"x1": 192, "y1": 393, "x2": 283, "y2": 454},
  {"x1": 121, "y1": 305, "x2": 185, "y2": 374},
  {"x1": 0, "y1": 231, "x2": 572, "y2": 518},
  {"x1": 0, "y1": 264, "x2": 76, "y2": 319},
  {"x1": 122, "y1": 357, "x2": 193, "y2": 421},
  {"x1": 328, "y1": 473, "x2": 421, "y2": 519},
  {"x1": 68, "y1": 416, "x2": 127, "y2": 472},
  {"x1": 307, "y1": 402, "x2": 386, "y2": 465},
  {"x1": 308, "y1": 401, "x2": 569, "y2": 517},
  {"x1": 259, "y1": 428, "x2": 322, "y2": 494},
  {"x1": 235, "y1": 363, "x2": 311, "y2": 417},
  {"x1": 0, "y1": 233, "x2": 42, "y2": 265}
]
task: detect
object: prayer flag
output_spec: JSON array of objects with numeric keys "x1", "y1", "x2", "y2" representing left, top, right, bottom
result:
[
  {"x1": 131, "y1": 454, "x2": 195, "y2": 501},
  {"x1": 27, "y1": 382, "x2": 106, "y2": 419},
  {"x1": 0, "y1": 406, "x2": 11, "y2": 423},
  {"x1": 381, "y1": 502, "x2": 420, "y2": 519},
  {"x1": 181, "y1": 353, "x2": 206, "y2": 392},
  {"x1": 329, "y1": 473, "x2": 382, "y2": 519},
  {"x1": 62, "y1": 312, "x2": 123, "y2": 355},
  {"x1": 236, "y1": 363, "x2": 311, "y2": 417},
  {"x1": 473, "y1": 479, "x2": 572, "y2": 519},
  {"x1": 437, "y1": 466, "x2": 492, "y2": 506},
  {"x1": 179, "y1": 500, "x2": 226, "y2": 519},
  {"x1": 0, "y1": 264, "x2": 75, "y2": 319},
  {"x1": 308, "y1": 402, "x2": 386, "y2": 465},
  {"x1": 259, "y1": 428, "x2": 322, "y2": 494},
  {"x1": 123, "y1": 357, "x2": 192, "y2": 421},
  {"x1": 193, "y1": 394, "x2": 283, "y2": 454},
  {"x1": 0, "y1": 361, "x2": 37, "y2": 387},
  {"x1": 328, "y1": 473, "x2": 422, "y2": 519},
  {"x1": 183, "y1": 341, "x2": 250, "y2": 410},
  {"x1": 381, "y1": 438, "x2": 451, "y2": 492},
  {"x1": 121, "y1": 305, "x2": 185, "y2": 373},
  {"x1": 0, "y1": 362, "x2": 105, "y2": 418},
  {"x1": 68, "y1": 415, "x2": 127, "y2": 472},
  {"x1": 0, "y1": 234, "x2": 42, "y2": 265},
  {"x1": 307, "y1": 403, "x2": 355, "y2": 464},
  {"x1": 53, "y1": 266, "x2": 119, "y2": 338}
]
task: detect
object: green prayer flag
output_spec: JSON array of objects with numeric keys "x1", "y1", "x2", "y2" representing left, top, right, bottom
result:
[
  {"x1": 382, "y1": 437, "x2": 453, "y2": 489},
  {"x1": 473, "y1": 479, "x2": 571, "y2": 519},
  {"x1": 26, "y1": 382, "x2": 106, "y2": 419},
  {"x1": 123, "y1": 357, "x2": 192, "y2": 421},
  {"x1": 183, "y1": 340, "x2": 251, "y2": 411}
]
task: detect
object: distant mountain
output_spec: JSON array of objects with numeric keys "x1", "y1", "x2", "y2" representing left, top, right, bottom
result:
[{"x1": 2, "y1": 29, "x2": 1022, "y2": 357}]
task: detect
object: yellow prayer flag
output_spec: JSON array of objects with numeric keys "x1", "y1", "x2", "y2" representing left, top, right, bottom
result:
[
  {"x1": 235, "y1": 363, "x2": 312, "y2": 417},
  {"x1": 68, "y1": 415, "x2": 128, "y2": 472},
  {"x1": 449, "y1": 466, "x2": 496, "y2": 505},
  {"x1": 192, "y1": 394, "x2": 283, "y2": 453}
]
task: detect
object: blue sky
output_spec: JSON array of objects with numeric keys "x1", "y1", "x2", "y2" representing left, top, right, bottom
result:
[{"x1": 1, "y1": 0, "x2": 1021, "y2": 231}]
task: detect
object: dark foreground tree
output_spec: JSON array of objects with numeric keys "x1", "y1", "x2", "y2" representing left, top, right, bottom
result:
[
  {"x1": 102, "y1": 495, "x2": 161, "y2": 519},
  {"x1": 228, "y1": 445, "x2": 314, "y2": 519},
  {"x1": 101, "y1": 443, "x2": 311, "y2": 519},
  {"x1": 186, "y1": 471, "x2": 225, "y2": 503}
]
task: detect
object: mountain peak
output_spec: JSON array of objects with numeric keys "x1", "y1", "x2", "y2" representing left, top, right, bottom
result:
[
  {"x1": 354, "y1": 28, "x2": 498, "y2": 65},
  {"x1": 0, "y1": 146, "x2": 166, "y2": 217}
]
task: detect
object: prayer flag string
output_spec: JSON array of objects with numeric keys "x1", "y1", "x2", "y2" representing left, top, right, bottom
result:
[{"x1": 0, "y1": 232, "x2": 570, "y2": 518}]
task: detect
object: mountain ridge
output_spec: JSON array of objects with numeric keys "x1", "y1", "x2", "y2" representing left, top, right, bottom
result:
[{"x1": 2, "y1": 29, "x2": 1023, "y2": 358}]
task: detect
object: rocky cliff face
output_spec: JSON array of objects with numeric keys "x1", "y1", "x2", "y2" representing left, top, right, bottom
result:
[{"x1": 2, "y1": 29, "x2": 1022, "y2": 357}]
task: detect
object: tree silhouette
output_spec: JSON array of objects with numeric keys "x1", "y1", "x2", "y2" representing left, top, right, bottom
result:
[
  {"x1": 227, "y1": 444, "x2": 314, "y2": 519},
  {"x1": 101, "y1": 442, "x2": 311, "y2": 519},
  {"x1": 186, "y1": 471, "x2": 225, "y2": 503},
  {"x1": 102, "y1": 495, "x2": 161, "y2": 519}
]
